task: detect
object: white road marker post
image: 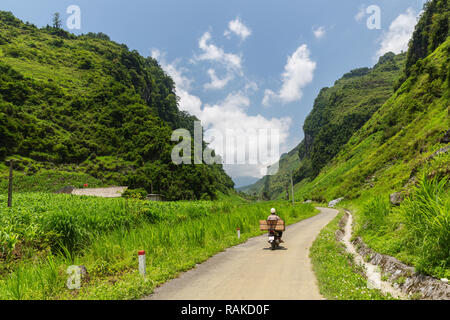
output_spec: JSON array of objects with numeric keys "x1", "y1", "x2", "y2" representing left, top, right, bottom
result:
[
  {"x1": 237, "y1": 228, "x2": 241, "y2": 239},
  {"x1": 138, "y1": 250, "x2": 146, "y2": 276}
]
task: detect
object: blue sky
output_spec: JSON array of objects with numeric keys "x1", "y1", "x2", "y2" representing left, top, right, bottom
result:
[{"x1": 1, "y1": 0, "x2": 427, "y2": 185}]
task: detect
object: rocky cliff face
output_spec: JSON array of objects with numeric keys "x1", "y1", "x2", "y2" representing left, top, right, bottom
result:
[{"x1": 297, "y1": 52, "x2": 406, "y2": 178}]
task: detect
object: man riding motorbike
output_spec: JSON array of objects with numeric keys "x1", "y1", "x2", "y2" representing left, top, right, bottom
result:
[{"x1": 267, "y1": 208, "x2": 284, "y2": 243}]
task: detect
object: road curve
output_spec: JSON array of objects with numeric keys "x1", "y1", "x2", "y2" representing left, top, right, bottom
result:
[{"x1": 143, "y1": 207, "x2": 338, "y2": 300}]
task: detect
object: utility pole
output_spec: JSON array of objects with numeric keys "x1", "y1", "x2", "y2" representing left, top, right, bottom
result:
[
  {"x1": 290, "y1": 171, "x2": 295, "y2": 205},
  {"x1": 7, "y1": 160, "x2": 13, "y2": 207},
  {"x1": 285, "y1": 183, "x2": 289, "y2": 201}
]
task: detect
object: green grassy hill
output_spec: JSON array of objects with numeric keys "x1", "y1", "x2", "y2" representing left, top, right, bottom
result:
[
  {"x1": 295, "y1": 37, "x2": 449, "y2": 200},
  {"x1": 0, "y1": 11, "x2": 234, "y2": 199},
  {"x1": 246, "y1": 0, "x2": 449, "y2": 205}
]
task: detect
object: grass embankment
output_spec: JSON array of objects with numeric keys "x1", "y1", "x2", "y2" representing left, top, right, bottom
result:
[
  {"x1": 310, "y1": 175, "x2": 449, "y2": 299},
  {"x1": 310, "y1": 211, "x2": 392, "y2": 300},
  {"x1": 354, "y1": 175, "x2": 449, "y2": 279},
  {"x1": 0, "y1": 169, "x2": 105, "y2": 193},
  {"x1": 0, "y1": 193, "x2": 317, "y2": 299}
]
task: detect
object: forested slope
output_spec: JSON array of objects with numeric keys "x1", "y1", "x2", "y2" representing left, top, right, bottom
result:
[{"x1": 0, "y1": 11, "x2": 234, "y2": 200}]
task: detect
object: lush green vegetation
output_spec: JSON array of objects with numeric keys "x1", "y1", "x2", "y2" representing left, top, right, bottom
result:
[
  {"x1": 0, "y1": 0, "x2": 448, "y2": 301},
  {"x1": 403, "y1": 0, "x2": 450, "y2": 79},
  {"x1": 356, "y1": 176, "x2": 449, "y2": 279},
  {"x1": 0, "y1": 11, "x2": 233, "y2": 200},
  {"x1": 293, "y1": 35, "x2": 449, "y2": 202},
  {"x1": 300, "y1": 52, "x2": 406, "y2": 178},
  {"x1": 0, "y1": 169, "x2": 105, "y2": 193},
  {"x1": 245, "y1": 0, "x2": 449, "y2": 201},
  {"x1": 0, "y1": 193, "x2": 316, "y2": 299},
  {"x1": 310, "y1": 212, "x2": 391, "y2": 300}
]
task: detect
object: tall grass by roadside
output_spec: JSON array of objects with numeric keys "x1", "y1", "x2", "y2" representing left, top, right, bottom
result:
[
  {"x1": 0, "y1": 193, "x2": 148, "y2": 258},
  {"x1": 360, "y1": 196, "x2": 390, "y2": 230},
  {"x1": 0, "y1": 194, "x2": 317, "y2": 299},
  {"x1": 357, "y1": 175, "x2": 449, "y2": 278},
  {"x1": 399, "y1": 176, "x2": 449, "y2": 276},
  {"x1": 0, "y1": 193, "x2": 237, "y2": 259}
]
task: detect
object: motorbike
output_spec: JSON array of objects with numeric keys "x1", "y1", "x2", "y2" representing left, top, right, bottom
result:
[
  {"x1": 260, "y1": 219, "x2": 285, "y2": 250},
  {"x1": 268, "y1": 229, "x2": 282, "y2": 250}
]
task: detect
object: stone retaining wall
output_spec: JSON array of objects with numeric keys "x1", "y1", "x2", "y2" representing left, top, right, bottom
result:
[{"x1": 337, "y1": 212, "x2": 450, "y2": 300}]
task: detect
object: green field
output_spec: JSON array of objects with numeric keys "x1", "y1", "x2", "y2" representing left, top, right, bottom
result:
[{"x1": 0, "y1": 192, "x2": 317, "y2": 299}]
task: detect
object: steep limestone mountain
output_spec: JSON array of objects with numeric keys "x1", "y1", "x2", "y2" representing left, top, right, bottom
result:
[
  {"x1": 295, "y1": 36, "x2": 449, "y2": 202},
  {"x1": 297, "y1": 52, "x2": 407, "y2": 180},
  {"x1": 297, "y1": 0, "x2": 449, "y2": 279},
  {"x1": 245, "y1": 0, "x2": 449, "y2": 204},
  {"x1": 294, "y1": 0, "x2": 449, "y2": 202},
  {"x1": 243, "y1": 52, "x2": 406, "y2": 199}
]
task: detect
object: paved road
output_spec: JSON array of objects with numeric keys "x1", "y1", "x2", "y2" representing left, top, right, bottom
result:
[{"x1": 144, "y1": 207, "x2": 338, "y2": 300}]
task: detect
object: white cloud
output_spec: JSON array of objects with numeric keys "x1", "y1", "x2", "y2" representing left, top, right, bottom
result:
[
  {"x1": 224, "y1": 17, "x2": 252, "y2": 41},
  {"x1": 202, "y1": 93, "x2": 292, "y2": 177},
  {"x1": 278, "y1": 45, "x2": 316, "y2": 102},
  {"x1": 204, "y1": 69, "x2": 233, "y2": 90},
  {"x1": 244, "y1": 81, "x2": 258, "y2": 93},
  {"x1": 263, "y1": 44, "x2": 316, "y2": 106},
  {"x1": 262, "y1": 89, "x2": 276, "y2": 107},
  {"x1": 195, "y1": 32, "x2": 242, "y2": 74},
  {"x1": 151, "y1": 48, "x2": 161, "y2": 60},
  {"x1": 312, "y1": 26, "x2": 326, "y2": 39},
  {"x1": 376, "y1": 8, "x2": 419, "y2": 58},
  {"x1": 355, "y1": 5, "x2": 366, "y2": 22},
  {"x1": 152, "y1": 49, "x2": 292, "y2": 179},
  {"x1": 194, "y1": 31, "x2": 244, "y2": 90}
]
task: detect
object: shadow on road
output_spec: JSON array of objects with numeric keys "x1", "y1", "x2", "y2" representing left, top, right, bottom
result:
[{"x1": 262, "y1": 246, "x2": 288, "y2": 251}]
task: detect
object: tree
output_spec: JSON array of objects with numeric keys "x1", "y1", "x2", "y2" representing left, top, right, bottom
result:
[{"x1": 52, "y1": 12, "x2": 62, "y2": 29}]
